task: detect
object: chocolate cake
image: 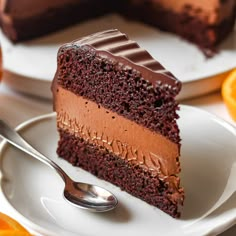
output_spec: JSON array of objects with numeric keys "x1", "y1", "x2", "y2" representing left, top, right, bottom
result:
[
  {"x1": 52, "y1": 29, "x2": 184, "y2": 218},
  {"x1": 0, "y1": 0, "x2": 235, "y2": 49}
]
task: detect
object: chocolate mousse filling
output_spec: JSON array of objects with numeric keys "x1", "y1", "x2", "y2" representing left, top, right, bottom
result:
[{"x1": 55, "y1": 86, "x2": 180, "y2": 178}]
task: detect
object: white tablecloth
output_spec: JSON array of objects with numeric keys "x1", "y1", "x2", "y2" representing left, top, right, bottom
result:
[{"x1": 0, "y1": 81, "x2": 235, "y2": 236}]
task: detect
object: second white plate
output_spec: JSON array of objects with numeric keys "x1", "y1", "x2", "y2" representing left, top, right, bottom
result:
[{"x1": 1, "y1": 14, "x2": 235, "y2": 99}]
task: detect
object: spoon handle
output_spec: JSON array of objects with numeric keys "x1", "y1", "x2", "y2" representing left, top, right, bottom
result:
[{"x1": 0, "y1": 119, "x2": 68, "y2": 182}]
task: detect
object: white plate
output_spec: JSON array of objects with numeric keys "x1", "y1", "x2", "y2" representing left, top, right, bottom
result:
[
  {"x1": 1, "y1": 14, "x2": 235, "y2": 100},
  {"x1": 1, "y1": 105, "x2": 236, "y2": 236}
]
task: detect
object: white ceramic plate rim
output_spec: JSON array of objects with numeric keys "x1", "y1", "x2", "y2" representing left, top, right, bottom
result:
[{"x1": 0, "y1": 113, "x2": 56, "y2": 236}]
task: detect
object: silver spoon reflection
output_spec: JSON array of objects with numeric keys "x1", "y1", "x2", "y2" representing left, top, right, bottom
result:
[{"x1": 0, "y1": 119, "x2": 118, "y2": 212}]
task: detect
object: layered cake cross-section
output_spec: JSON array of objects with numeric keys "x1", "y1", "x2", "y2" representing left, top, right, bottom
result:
[
  {"x1": 0, "y1": 0, "x2": 235, "y2": 50},
  {"x1": 52, "y1": 29, "x2": 184, "y2": 218}
]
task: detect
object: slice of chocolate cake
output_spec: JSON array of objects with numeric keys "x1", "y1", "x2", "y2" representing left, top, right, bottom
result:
[{"x1": 52, "y1": 29, "x2": 184, "y2": 218}]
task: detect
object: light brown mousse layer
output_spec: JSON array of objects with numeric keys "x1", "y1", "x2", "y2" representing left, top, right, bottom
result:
[{"x1": 55, "y1": 86, "x2": 180, "y2": 179}]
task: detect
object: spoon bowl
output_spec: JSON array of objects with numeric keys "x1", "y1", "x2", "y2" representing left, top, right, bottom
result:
[
  {"x1": 0, "y1": 119, "x2": 118, "y2": 212},
  {"x1": 64, "y1": 181, "x2": 118, "y2": 212}
]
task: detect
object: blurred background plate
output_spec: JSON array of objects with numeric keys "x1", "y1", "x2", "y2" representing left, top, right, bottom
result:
[{"x1": 0, "y1": 14, "x2": 235, "y2": 100}]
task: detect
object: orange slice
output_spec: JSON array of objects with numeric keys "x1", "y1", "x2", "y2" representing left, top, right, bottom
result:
[
  {"x1": 0, "y1": 212, "x2": 31, "y2": 235},
  {"x1": 0, "y1": 232, "x2": 30, "y2": 236},
  {"x1": 222, "y1": 69, "x2": 236, "y2": 121}
]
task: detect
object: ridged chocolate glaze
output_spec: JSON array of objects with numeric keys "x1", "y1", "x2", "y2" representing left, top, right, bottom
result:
[{"x1": 60, "y1": 29, "x2": 181, "y2": 92}]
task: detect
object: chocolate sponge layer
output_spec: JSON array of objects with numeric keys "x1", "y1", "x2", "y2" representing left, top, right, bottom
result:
[{"x1": 57, "y1": 129, "x2": 184, "y2": 218}]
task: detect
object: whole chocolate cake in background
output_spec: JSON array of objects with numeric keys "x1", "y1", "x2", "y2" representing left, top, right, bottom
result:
[
  {"x1": 0, "y1": 0, "x2": 235, "y2": 50},
  {"x1": 52, "y1": 29, "x2": 184, "y2": 218}
]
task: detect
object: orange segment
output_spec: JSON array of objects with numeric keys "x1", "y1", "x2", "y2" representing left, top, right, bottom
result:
[
  {"x1": 0, "y1": 231, "x2": 30, "y2": 236},
  {"x1": 0, "y1": 213, "x2": 31, "y2": 235},
  {"x1": 222, "y1": 69, "x2": 236, "y2": 121}
]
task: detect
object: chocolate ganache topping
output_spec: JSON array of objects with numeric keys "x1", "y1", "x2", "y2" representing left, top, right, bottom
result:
[{"x1": 59, "y1": 29, "x2": 181, "y2": 94}]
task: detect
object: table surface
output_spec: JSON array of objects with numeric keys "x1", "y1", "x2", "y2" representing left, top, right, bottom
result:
[{"x1": 0, "y1": 81, "x2": 236, "y2": 236}]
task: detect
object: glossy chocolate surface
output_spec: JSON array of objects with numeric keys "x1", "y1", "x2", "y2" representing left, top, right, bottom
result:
[{"x1": 61, "y1": 29, "x2": 181, "y2": 90}]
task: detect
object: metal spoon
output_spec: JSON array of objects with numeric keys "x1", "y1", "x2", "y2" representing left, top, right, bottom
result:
[{"x1": 0, "y1": 119, "x2": 118, "y2": 212}]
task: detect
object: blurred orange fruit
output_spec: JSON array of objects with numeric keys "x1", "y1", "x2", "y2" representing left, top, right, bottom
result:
[
  {"x1": 0, "y1": 212, "x2": 31, "y2": 236},
  {"x1": 222, "y1": 69, "x2": 236, "y2": 121},
  {"x1": 0, "y1": 232, "x2": 30, "y2": 236}
]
